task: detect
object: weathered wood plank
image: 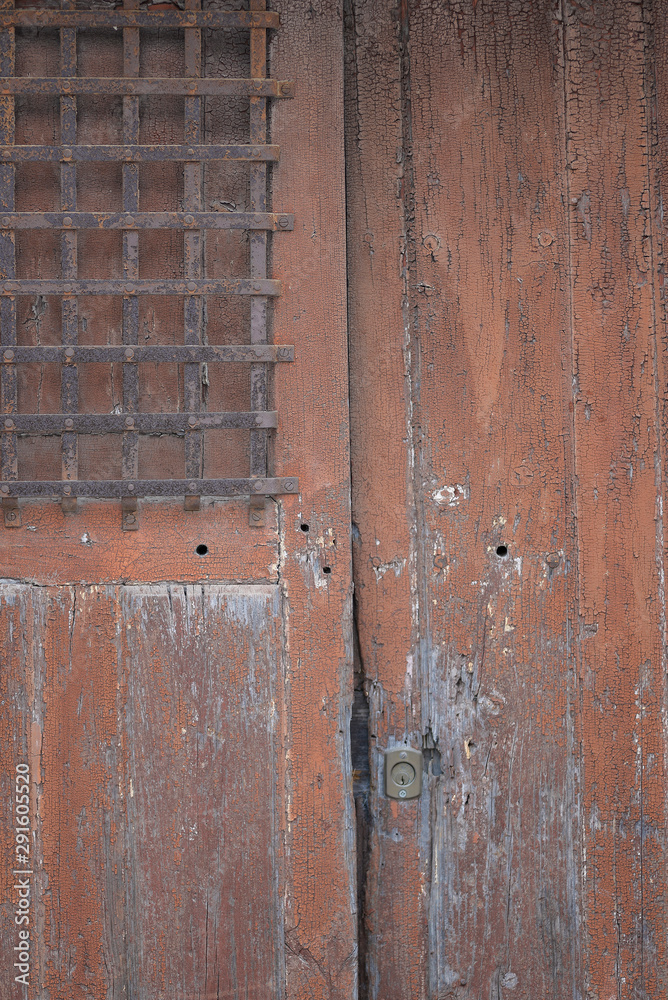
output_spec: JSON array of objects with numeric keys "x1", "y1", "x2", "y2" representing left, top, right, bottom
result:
[
  {"x1": 348, "y1": 1, "x2": 582, "y2": 995},
  {"x1": 271, "y1": 1, "x2": 357, "y2": 997},
  {"x1": 0, "y1": 583, "x2": 286, "y2": 999},
  {"x1": 565, "y1": 2, "x2": 668, "y2": 995},
  {"x1": 345, "y1": 0, "x2": 426, "y2": 996}
]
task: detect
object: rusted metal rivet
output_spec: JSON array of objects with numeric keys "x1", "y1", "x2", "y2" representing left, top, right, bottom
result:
[
  {"x1": 3, "y1": 349, "x2": 14, "y2": 360},
  {"x1": 538, "y1": 230, "x2": 554, "y2": 247},
  {"x1": 62, "y1": 80, "x2": 71, "y2": 92},
  {"x1": 187, "y1": 148, "x2": 195, "y2": 157},
  {"x1": 188, "y1": 416, "x2": 198, "y2": 427},
  {"x1": 2, "y1": 150, "x2": 11, "y2": 159},
  {"x1": 1, "y1": 216, "x2": 10, "y2": 227},
  {"x1": 4, "y1": 418, "x2": 14, "y2": 429},
  {"x1": 546, "y1": 551, "x2": 561, "y2": 569},
  {"x1": 125, "y1": 416, "x2": 135, "y2": 428},
  {"x1": 62, "y1": 148, "x2": 72, "y2": 159},
  {"x1": 280, "y1": 82, "x2": 292, "y2": 96},
  {"x1": 253, "y1": 282, "x2": 262, "y2": 292},
  {"x1": 0, "y1": 484, "x2": 9, "y2": 494},
  {"x1": 62, "y1": 485, "x2": 72, "y2": 495},
  {"x1": 127, "y1": 483, "x2": 135, "y2": 492},
  {"x1": 124, "y1": 348, "x2": 134, "y2": 360},
  {"x1": 64, "y1": 347, "x2": 75, "y2": 359},
  {"x1": 63, "y1": 283, "x2": 72, "y2": 293},
  {"x1": 64, "y1": 418, "x2": 74, "y2": 429},
  {"x1": 125, "y1": 283, "x2": 134, "y2": 294},
  {"x1": 124, "y1": 149, "x2": 133, "y2": 160},
  {"x1": 283, "y1": 479, "x2": 295, "y2": 491},
  {"x1": 187, "y1": 280, "x2": 197, "y2": 291},
  {"x1": 188, "y1": 481, "x2": 198, "y2": 491},
  {"x1": 253, "y1": 481, "x2": 264, "y2": 493},
  {"x1": 184, "y1": 214, "x2": 194, "y2": 225},
  {"x1": 125, "y1": 216, "x2": 135, "y2": 227},
  {"x1": 4, "y1": 281, "x2": 17, "y2": 292},
  {"x1": 63, "y1": 216, "x2": 72, "y2": 227}
]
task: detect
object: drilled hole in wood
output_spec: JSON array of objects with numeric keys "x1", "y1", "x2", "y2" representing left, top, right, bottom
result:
[
  {"x1": 195, "y1": 544, "x2": 209, "y2": 556},
  {"x1": 495, "y1": 544, "x2": 508, "y2": 557}
]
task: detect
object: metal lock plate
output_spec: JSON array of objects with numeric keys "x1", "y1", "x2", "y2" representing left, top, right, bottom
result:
[{"x1": 385, "y1": 747, "x2": 422, "y2": 800}]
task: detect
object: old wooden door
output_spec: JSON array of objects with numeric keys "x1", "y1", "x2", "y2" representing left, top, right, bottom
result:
[
  {"x1": 0, "y1": 2, "x2": 356, "y2": 999},
  {"x1": 347, "y1": 1, "x2": 668, "y2": 999}
]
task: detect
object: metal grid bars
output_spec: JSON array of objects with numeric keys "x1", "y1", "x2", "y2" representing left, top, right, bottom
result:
[{"x1": 0, "y1": 1, "x2": 297, "y2": 529}]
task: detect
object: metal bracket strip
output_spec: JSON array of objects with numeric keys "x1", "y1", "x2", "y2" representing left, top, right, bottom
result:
[
  {"x1": 0, "y1": 11, "x2": 281, "y2": 29},
  {"x1": 0, "y1": 278, "x2": 280, "y2": 295},
  {"x1": 3, "y1": 412, "x2": 279, "y2": 434},
  {"x1": 0, "y1": 477, "x2": 299, "y2": 499},
  {"x1": 184, "y1": 0, "x2": 203, "y2": 512},
  {"x1": 0, "y1": 212, "x2": 294, "y2": 231},
  {"x1": 0, "y1": 145, "x2": 279, "y2": 162},
  {"x1": 249, "y1": 0, "x2": 269, "y2": 526},
  {"x1": 0, "y1": 345, "x2": 294, "y2": 363},
  {"x1": 0, "y1": 0, "x2": 18, "y2": 527},
  {"x1": 121, "y1": 0, "x2": 140, "y2": 529},
  {"x1": 60, "y1": 0, "x2": 78, "y2": 513},
  {"x1": 0, "y1": 78, "x2": 294, "y2": 98}
]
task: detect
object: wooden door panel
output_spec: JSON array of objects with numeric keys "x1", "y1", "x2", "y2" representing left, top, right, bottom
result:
[
  {"x1": 1, "y1": 583, "x2": 284, "y2": 999},
  {"x1": 347, "y1": 1, "x2": 668, "y2": 998},
  {"x1": 0, "y1": 2, "x2": 355, "y2": 999}
]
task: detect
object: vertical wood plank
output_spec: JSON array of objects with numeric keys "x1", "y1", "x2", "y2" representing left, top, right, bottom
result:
[
  {"x1": 565, "y1": 1, "x2": 668, "y2": 995},
  {"x1": 345, "y1": 0, "x2": 426, "y2": 996},
  {"x1": 271, "y1": 1, "x2": 357, "y2": 997},
  {"x1": 348, "y1": 1, "x2": 583, "y2": 996}
]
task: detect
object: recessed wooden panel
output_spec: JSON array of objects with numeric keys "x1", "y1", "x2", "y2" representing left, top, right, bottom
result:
[{"x1": 0, "y1": 583, "x2": 284, "y2": 999}]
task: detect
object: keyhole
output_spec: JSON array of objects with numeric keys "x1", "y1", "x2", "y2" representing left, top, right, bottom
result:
[{"x1": 391, "y1": 762, "x2": 416, "y2": 786}]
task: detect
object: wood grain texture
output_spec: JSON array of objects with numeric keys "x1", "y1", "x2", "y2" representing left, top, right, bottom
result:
[
  {"x1": 1, "y1": 584, "x2": 285, "y2": 1000},
  {"x1": 271, "y1": 1, "x2": 357, "y2": 997},
  {"x1": 565, "y1": 2, "x2": 668, "y2": 996}
]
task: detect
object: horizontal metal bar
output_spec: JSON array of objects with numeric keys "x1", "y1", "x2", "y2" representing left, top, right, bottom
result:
[
  {"x1": 0, "y1": 279, "x2": 280, "y2": 296},
  {"x1": 0, "y1": 477, "x2": 299, "y2": 499},
  {"x1": 0, "y1": 11, "x2": 281, "y2": 29},
  {"x1": 2, "y1": 411, "x2": 278, "y2": 435},
  {"x1": 1, "y1": 77, "x2": 294, "y2": 98},
  {"x1": 0, "y1": 211, "x2": 294, "y2": 231},
  {"x1": 1, "y1": 345, "x2": 293, "y2": 363},
  {"x1": 0, "y1": 144, "x2": 279, "y2": 163}
]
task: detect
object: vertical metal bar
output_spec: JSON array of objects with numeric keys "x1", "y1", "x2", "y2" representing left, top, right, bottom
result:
[
  {"x1": 60, "y1": 0, "x2": 77, "y2": 512},
  {"x1": 0, "y1": 0, "x2": 18, "y2": 526},
  {"x1": 249, "y1": 0, "x2": 268, "y2": 526},
  {"x1": 122, "y1": 0, "x2": 140, "y2": 529},
  {"x1": 183, "y1": 0, "x2": 202, "y2": 511}
]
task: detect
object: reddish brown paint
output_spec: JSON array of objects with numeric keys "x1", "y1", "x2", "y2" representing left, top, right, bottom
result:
[
  {"x1": 348, "y1": 1, "x2": 668, "y2": 998},
  {"x1": 0, "y1": 3, "x2": 355, "y2": 998}
]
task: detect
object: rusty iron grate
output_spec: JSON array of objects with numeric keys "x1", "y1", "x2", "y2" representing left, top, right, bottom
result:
[{"x1": 0, "y1": 0, "x2": 297, "y2": 529}]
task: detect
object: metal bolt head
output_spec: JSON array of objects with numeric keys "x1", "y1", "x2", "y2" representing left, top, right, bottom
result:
[
  {"x1": 62, "y1": 485, "x2": 71, "y2": 495},
  {"x1": 125, "y1": 416, "x2": 134, "y2": 428},
  {"x1": 4, "y1": 418, "x2": 14, "y2": 429},
  {"x1": 187, "y1": 280, "x2": 197, "y2": 292},
  {"x1": 3, "y1": 349, "x2": 14, "y2": 361},
  {"x1": 253, "y1": 481, "x2": 264, "y2": 493},
  {"x1": 62, "y1": 148, "x2": 73, "y2": 159},
  {"x1": 125, "y1": 216, "x2": 135, "y2": 227},
  {"x1": 6, "y1": 509, "x2": 15, "y2": 520},
  {"x1": 0, "y1": 484, "x2": 9, "y2": 494},
  {"x1": 124, "y1": 513, "x2": 136, "y2": 525},
  {"x1": 63, "y1": 216, "x2": 72, "y2": 227},
  {"x1": 127, "y1": 483, "x2": 135, "y2": 492},
  {"x1": 64, "y1": 418, "x2": 74, "y2": 429},
  {"x1": 64, "y1": 347, "x2": 75, "y2": 359},
  {"x1": 63, "y1": 283, "x2": 72, "y2": 294},
  {"x1": 188, "y1": 416, "x2": 197, "y2": 427},
  {"x1": 278, "y1": 216, "x2": 290, "y2": 229},
  {"x1": 399, "y1": 790, "x2": 407, "y2": 798},
  {"x1": 124, "y1": 348, "x2": 134, "y2": 360},
  {"x1": 253, "y1": 282, "x2": 262, "y2": 292},
  {"x1": 184, "y1": 215, "x2": 194, "y2": 225},
  {"x1": 400, "y1": 751, "x2": 407, "y2": 759},
  {"x1": 1, "y1": 216, "x2": 9, "y2": 227},
  {"x1": 283, "y1": 479, "x2": 295, "y2": 492},
  {"x1": 546, "y1": 551, "x2": 561, "y2": 569}
]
